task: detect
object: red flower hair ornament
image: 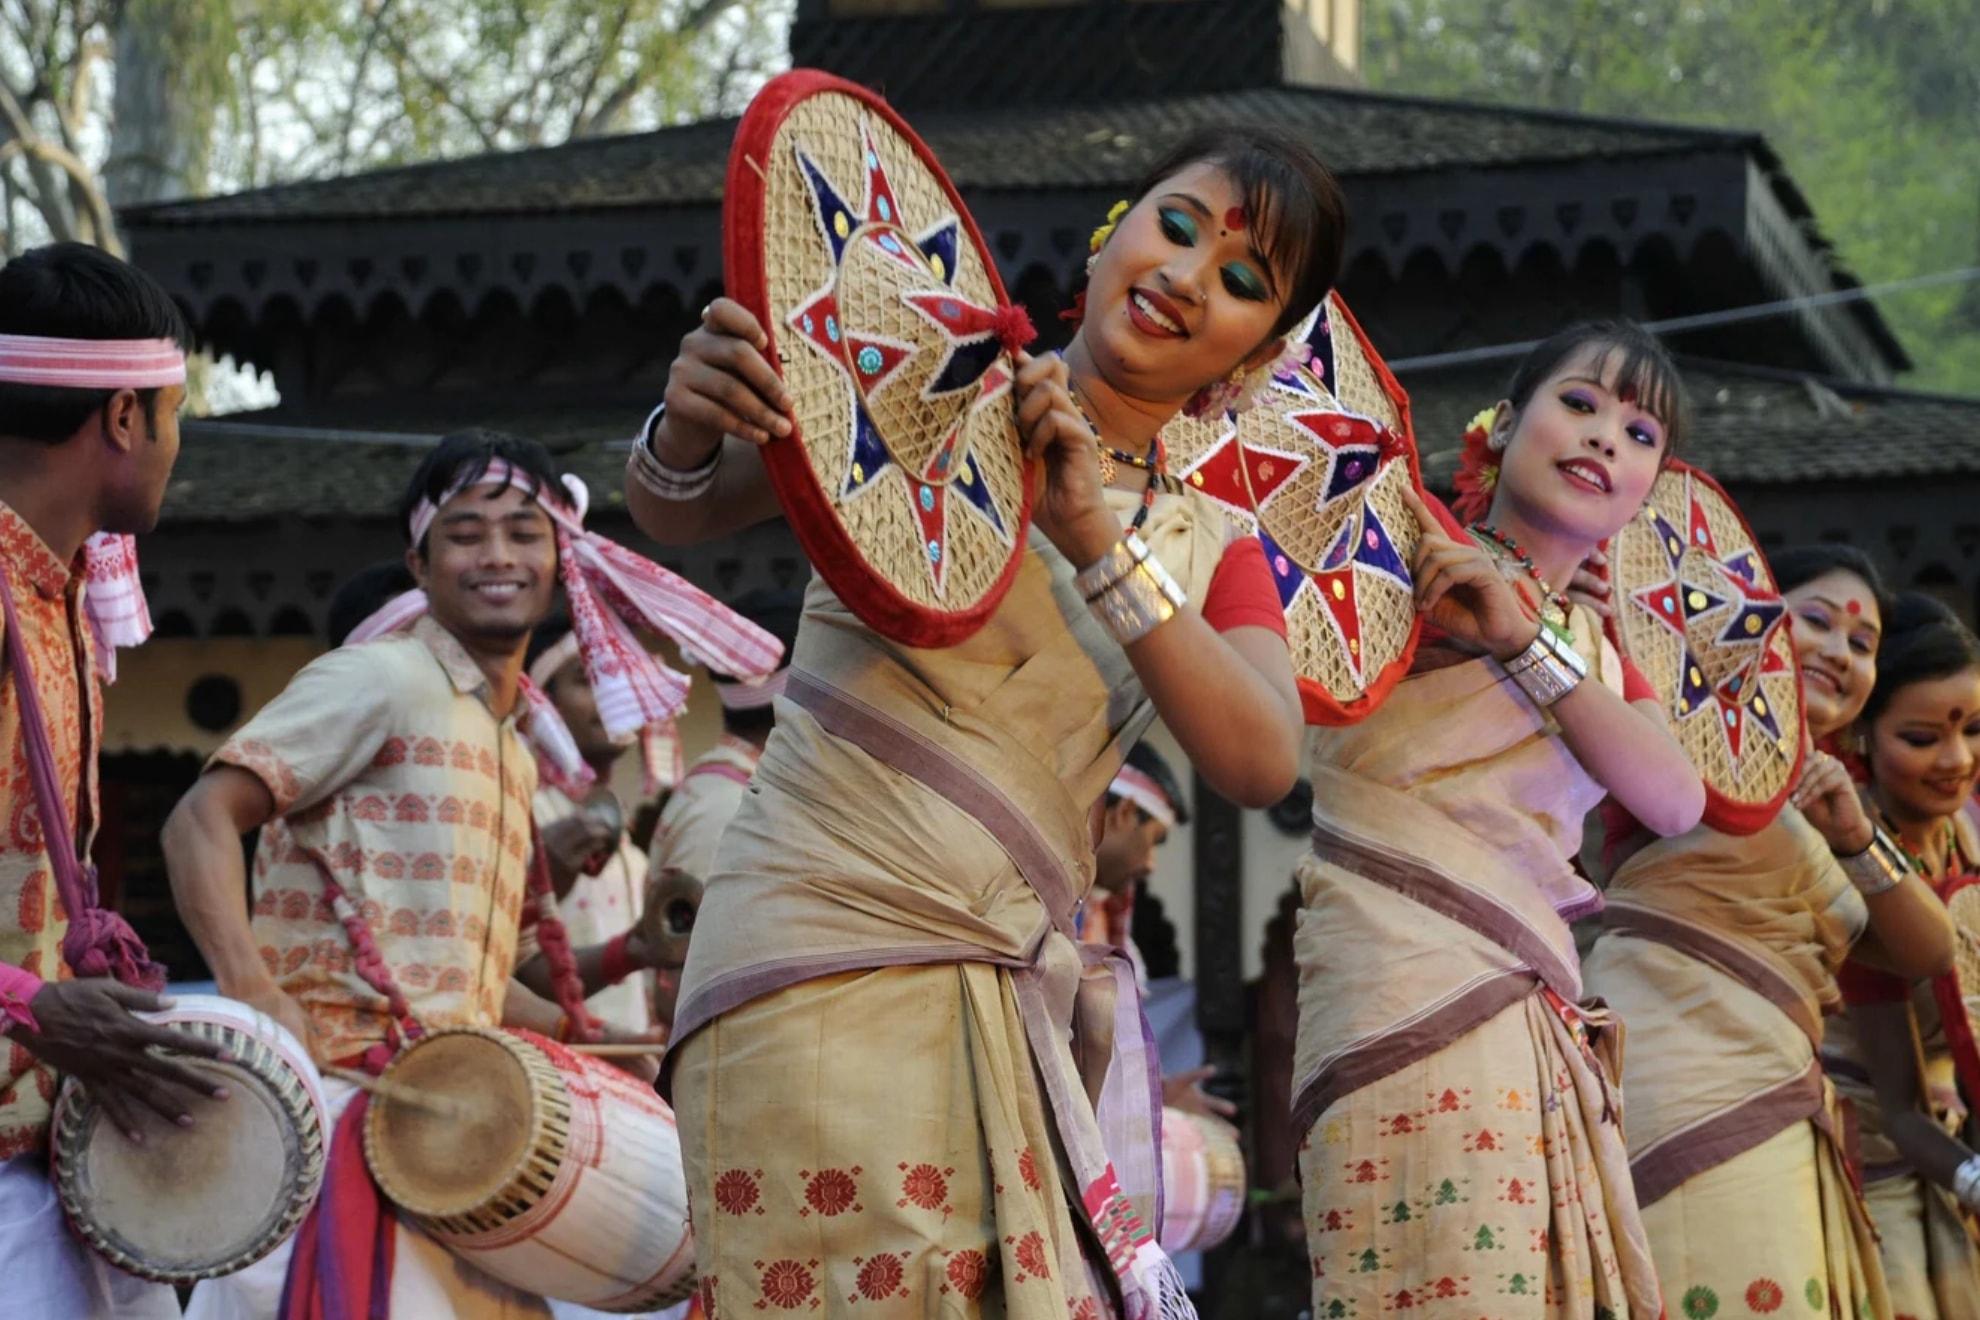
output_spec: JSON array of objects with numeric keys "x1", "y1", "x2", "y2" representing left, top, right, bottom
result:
[{"x1": 1451, "y1": 406, "x2": 1505, "y2": 525}]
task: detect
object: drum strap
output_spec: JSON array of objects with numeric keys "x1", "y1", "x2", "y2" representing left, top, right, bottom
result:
[{"x1": 0, "y1": 556, "x2": 162, "y2": 989}]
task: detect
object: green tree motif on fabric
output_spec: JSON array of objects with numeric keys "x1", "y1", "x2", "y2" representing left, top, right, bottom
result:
[
  {"x1": 1803, "y1": 1278, "x2": 1824, "y2": 1311},
  {"x1": 1472, "y1": 1225, "x2": 1497, "y2": 1251},
  {"x1": 1356, "y1": 1248, "x2": 1382, "y2": 1274},
  {"x1": 1389, "y1": 1199, "x2": 1412, "y2": 1224},
  {"x1": 1434, "y1": 1178, "x2": 1463, "y2": 1205}
]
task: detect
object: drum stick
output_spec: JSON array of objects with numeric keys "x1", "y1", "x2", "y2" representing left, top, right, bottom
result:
[
  {"x1": 567, "y1": 1043, "x2": 670, "y2": 1057},
  {"x1": 324, "y1": 1066, "x2": 474, "y2": 1120}
]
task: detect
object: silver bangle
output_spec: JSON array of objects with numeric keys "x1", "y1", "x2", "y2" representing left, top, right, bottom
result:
[
  {"x1": 1075, "y1": 532, "x2": 1150, "y2": 601},
  {"x1": 1502, "y1": 620, "x2": 1587, "y2": 709},
  {"x1": 1837, "y1": 825, "x2": 1909, "y2": 898},
  {"x1": 628, "y1": 407, "x2": 722, "y2": 502},
  {"x1": 1955, "y1": 1154, "x2": 1980, "y2": 1211},
  {"x1": 1088, "y1": 552, "x2": 1186, "y2": 646}
]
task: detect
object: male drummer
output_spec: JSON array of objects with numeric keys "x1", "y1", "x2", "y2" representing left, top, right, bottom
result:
[
  {"x1": 0, "y1": 242, "x2": 222, "y2": 1318},
  {"x1": 519, "y1": 610, "x2": 658, "y2": 1035},
  {"x1": 166, "y1": 432, "x2": 590, "y2": 1318},
  {"x1": 1086, "y1": 742, "x2": 1235, "y2": 1122}
]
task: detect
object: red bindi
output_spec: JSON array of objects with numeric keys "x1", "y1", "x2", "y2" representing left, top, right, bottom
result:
[
  {"x1": 1845, "y1": 600, "x2": 1862, "y2": 616},
  {"x1": 1224, "y1": 206, "x2": 1247, "y2": 232}
]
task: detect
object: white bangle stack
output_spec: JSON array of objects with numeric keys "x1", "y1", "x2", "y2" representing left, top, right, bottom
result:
[
  {"x1": 1837, "y1": 826, "x2": 1910, "y2": 898},
  {"x1": 627, "y1": 406, "x2": 722, "y2": 502},
  {"x1": 1502, "y1": 620, "x2": 1588, "y2": 709},
  {"x1": 1075, "y1": 532, "x2": 1187, "y2": 646}
]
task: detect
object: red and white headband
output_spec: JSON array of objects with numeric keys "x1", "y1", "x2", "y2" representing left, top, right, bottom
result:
[
  {"x1": 0, "y1": 334, "x2": 186, "y2": 390},
  {"x1": 351, "y1": 458, "x2": 783, "y2": 786},
  {"x1": 1110, "y1": 765, "x2": 1177, "y2": 830}
]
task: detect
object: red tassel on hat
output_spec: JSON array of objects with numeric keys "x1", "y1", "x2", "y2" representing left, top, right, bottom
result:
[{"x1": 992, "y1": 303, "x2": 1037, "y2": 355}]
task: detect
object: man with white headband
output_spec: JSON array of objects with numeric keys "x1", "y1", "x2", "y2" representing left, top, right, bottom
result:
[
  {"x1": 0, "y1": 241, "x2": 221, "y2": 1318},
  {"x1": 164, "y1": 429, "x2": 780, "y2": 1317},
  {"x1": 518, "y1": 610, "x2": 659, "y2": 1036},
  {"x1": 1088, "y1": 742, "x2": 1234, "y2": 1123}
]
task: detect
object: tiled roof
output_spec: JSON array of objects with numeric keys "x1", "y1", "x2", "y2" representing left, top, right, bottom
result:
[
  {"x1": 1412, "y1": 359, "x2": 1980, "y2": 488},
  {"x1": 125, "y1": 85, "x2": 1740, "y2": 227},
  {"x1": 163, "y1": 395, "x2": 649, "y2": 525},
  {"x1": 161, "y1": 362, "x2": 1980, "y2": 528}
]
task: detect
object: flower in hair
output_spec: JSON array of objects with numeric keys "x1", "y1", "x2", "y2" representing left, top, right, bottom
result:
[
  {"x1": 1451, "y1": 407, "x2": 1502, "y2": 524},
  {"x1": 1090, "y1": 200, "x2": 1131, "y2": 254}
]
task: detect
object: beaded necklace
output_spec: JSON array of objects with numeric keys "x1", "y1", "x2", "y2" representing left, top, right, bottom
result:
[
  {"x1": 1469, "y1": 522, "x2": 1571, "y2": 626},
  {"x1": 1881, "y1": 809, "x2": 1962, "y2": 884},
  {"x1": 1071, "y1": 384, "x2": 1167, "y2": 534}
]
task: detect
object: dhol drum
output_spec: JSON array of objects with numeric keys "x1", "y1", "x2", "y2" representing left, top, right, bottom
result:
[
  {"x1": 362, "y1": 1026, "x2": 694, "y2": 1312},
  {"x1": 1159, "y1": 1107, "x2": 1246, "y2": 1254},
  {"x1": 49, "y1": 992, "x2": 329, "y2": 1282}
]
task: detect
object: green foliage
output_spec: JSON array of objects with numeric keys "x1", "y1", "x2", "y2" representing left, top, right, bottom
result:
[{"x1": 1362, "y1": 0, "x2": 1980, "y2": 392}]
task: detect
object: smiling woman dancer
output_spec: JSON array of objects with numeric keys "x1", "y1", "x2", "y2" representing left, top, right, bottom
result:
[
  {"x1": 1822, "y1": 598, "x2": 1980, "y2": 1320},
  {"x1": 1294, "y1": 321, "x2": 1705, "y2": 1320},
  {"x1": 625, "y1": 128, "x2": 1339, "y2": 1318},
  {"x1": 1582, "y1": 546, "x2": 1952, "y2": 1320}
]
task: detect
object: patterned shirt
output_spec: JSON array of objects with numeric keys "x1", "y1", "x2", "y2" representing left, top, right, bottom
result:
[
  {"x1": 648, "y1": 734, "x2": 762, "y2": 881},
  {"x1": 217, "y1": 617, "x2": 537, "y2": 1065},
  {"x1": 0, "y1": 501, "x2": 99, "y2": 1160}
]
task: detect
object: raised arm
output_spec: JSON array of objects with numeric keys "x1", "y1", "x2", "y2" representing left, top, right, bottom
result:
[
  {"x1": 1401, "y1": 488, "x2": 1705, "y2": 837},
  {"x1": 162, "y1": 765, "x2": 315, "y2": 1052},
  {"x1": 1795, "y1": 752, "x2": 1954, "y2": 980},
  {"x1": 1012, "y1": 352, "x2": 1300, "y2": 808},
  {"x1": 624, "y1": 299, "x2": 788, "y2": 545}
]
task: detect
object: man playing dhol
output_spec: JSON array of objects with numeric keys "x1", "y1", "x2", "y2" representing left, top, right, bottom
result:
[{"x1": 0, "y1": 241, "x2": 223, "y2": 1319}]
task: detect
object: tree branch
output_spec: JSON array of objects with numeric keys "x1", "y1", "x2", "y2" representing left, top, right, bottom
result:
[{"x1": 333, "y1": 0, "x2": 395, "y2": 176}]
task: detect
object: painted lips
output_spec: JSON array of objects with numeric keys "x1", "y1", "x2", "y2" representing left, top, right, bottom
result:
[
  {"x1": 1557, "y1": 458, "x2": 1613, "y2": 494},
  {"x1": 1126, "y1": 287, "x2": 1187, "y2": 338}
]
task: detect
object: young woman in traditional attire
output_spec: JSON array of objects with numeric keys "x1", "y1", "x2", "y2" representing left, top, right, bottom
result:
[
  {"x1": 1582, "y1": 546, "x2": 1952, "y2": 1320},
  {"x1": 1295, "y1": 321, "x2": 1706, "y2": 1319},
  {"x1": 1822, "y1": 599, "x2": 1980, "y2": 1318},
  {"x1": 626, "y1": 128, "x2": 1340, "y2": 1317}
]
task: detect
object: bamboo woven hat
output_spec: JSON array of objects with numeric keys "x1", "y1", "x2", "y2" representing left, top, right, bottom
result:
[
  {"x1": 725, "y1": 70, "x2": 1035, "y2": 647},
  {"x1": 1603, "y1": 460, "x2": 1805, "y2": 833},
  {"x1": 1170, "y1": 293, "x2": 1425, "y2": 725}
]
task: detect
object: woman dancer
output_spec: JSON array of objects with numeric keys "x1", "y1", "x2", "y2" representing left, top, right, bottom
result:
[
  {"x1": 1823, "y1": 597, "x2": 1980, "y2": 1318},
  {"x1": 1295, "y1": 321, "x2": 1705, "y2": 1319},
  {"x1": 1582, "y1": 547, "x2": 1952, "y2": 1320},
  {"x1": 627, "y1": 127, "x2": 1339, "y2": 1317}
]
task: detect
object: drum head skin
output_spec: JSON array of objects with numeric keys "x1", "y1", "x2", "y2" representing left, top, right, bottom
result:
[
  {"x1": 1604, "y1": 460, "x2": 1805, "y2": 834},
  {"x1": 51, "y1": 1000, "x2": 327, "y2": 1283},
  {"x1": 727, "y1": 69, "x2": 1033, "y2": 647},
  {"x1": 1170, "y1": 293, "x2": 1424, "y2": 725},
  {"x1": 365, "y1": 1031, "x2": 541, "y2": 1218}
]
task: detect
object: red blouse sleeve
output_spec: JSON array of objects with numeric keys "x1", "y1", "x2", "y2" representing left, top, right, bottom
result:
[
  {"x1": 1836, "y1": 957, "x2": 1910, "y2": 1007},
  {"x1": 1201, "y1": 536, "x2": 1287, "y2": 637},
  {"x1": 1621, "y1": 655, "x2": 1657, "y2": 704}
]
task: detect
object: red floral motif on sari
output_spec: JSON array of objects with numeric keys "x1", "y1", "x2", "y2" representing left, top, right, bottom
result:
[
  {"x1": 715, "y1": 1168, "x2": 764, "y2": 1216},
  {"x1": 801, "y1": 1167, "x2": 861, "y2": 1217},
  {"x1": 755, "y1": 1258, "x2": 817, "y2": 1310},
  {"x1": 898, "y1": 1161, "x2": 952, "y2": 1213},
  {"x1": 1009, "y1": 1230, "x2": 1051, "y2": 1282},
  {"x1": 850, "y1": 1253, "x2": 906, "y2": 1302},
  {"x1": 943, "y1": 1249, "x2": 989, "y2": 1300}
]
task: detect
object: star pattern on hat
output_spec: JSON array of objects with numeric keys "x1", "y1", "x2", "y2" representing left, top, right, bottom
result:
[
  {"x1": 1626, "y1": 473, "x2": 1789, "y2": 762},
  {"x1": 784, "y1": 121, "x2": 1012, "y2": 595}
]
